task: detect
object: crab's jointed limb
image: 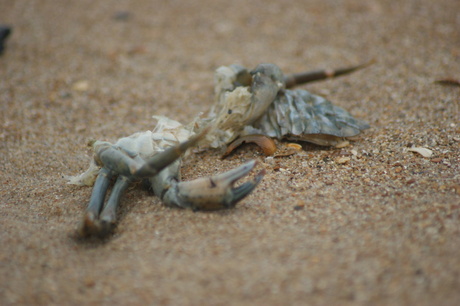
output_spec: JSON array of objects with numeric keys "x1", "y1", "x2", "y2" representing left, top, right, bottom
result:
[
  {"x1": 151, "y1": 159, "x2": 265, "y2": 211},
  {"x1": 283, "y1": 60, "x2": 375, "y2": 88},
  {"x1": 79, "y1": 130, "x2": 263, "y2": 238}
]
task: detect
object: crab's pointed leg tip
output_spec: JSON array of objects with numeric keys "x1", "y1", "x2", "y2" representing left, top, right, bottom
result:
[
  {"x1": 230, "y1": 180, "x2": 259, "y2": 205},
  {"x1": 240, "y1": 159, "x2": 258, "y2": 173},
  {"x1": 229, "y1": 168, "x2": 265, "y2": 206},
  {"x1": 210, "y1": 160, "x2": 258, "y2": 186}
]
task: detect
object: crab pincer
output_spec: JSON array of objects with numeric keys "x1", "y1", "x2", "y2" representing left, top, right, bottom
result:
[
  {"x1": 79, "y1": 131, "x2": 206, "y2": 238},
  {"x1": 162, "y1": 160, "x2": 265, "y2": 211}
]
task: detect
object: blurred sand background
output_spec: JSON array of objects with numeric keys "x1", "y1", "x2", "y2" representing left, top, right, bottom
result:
[{"x1": 1, "y1": 0, "x2": 459, "y2": 305}]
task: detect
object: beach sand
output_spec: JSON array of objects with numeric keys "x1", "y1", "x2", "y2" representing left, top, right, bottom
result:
[{"x1": 1, "y1": 0, "x2": 459, "y2": 304}]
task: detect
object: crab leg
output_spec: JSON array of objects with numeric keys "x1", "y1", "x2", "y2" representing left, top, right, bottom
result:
[
  {"x1": 284, "y1": 60, "x2": 374, "y2": 88},
  {"x1": 83, "y1": 168, "x2": 114, "y2": 222},
  {"x1": 80, "y1": 130, "x2": 208, "y2": 237},
  {"x1": 134, "y1": 129, "x2": 207, "y2": 178},
  {"x1": 99, "y1": 176, "x2": 130, "y2": 225}
]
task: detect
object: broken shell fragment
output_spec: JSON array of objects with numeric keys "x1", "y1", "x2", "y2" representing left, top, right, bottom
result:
[
  {"x1": 335, "y1": 156, "x2": 351, "y2": 164},
  {"x1": 222, "y1": 134, "x2": 277, "y2": 158},
  {"x1": 72, "y1": 80, "x2": 89, "y2": 92},
  {"x1": 274, "y1": 143, "x2": 303, "y2": 158},
  {"x1": 286, "y1": 143, "x2": 302, "y2": 150},
  {"x1": 407, "y1": 147, "x2": 433, "y2": 158},
  {"x1": 334, "y1": 140, "x2": 350, "y2": 148}
]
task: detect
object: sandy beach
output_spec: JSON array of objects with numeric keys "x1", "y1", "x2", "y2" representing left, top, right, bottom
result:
[{"x1": 1, "y1": 0, "x2": 459, "y2": 304}]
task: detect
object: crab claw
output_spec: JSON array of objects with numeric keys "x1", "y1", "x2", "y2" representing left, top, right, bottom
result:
[
  {"x1": 174, "y1": 160, "x2": 265, "y2": 211},
  {"x1": 79, "y1": 130, "x2": 208, "y2": 238}
]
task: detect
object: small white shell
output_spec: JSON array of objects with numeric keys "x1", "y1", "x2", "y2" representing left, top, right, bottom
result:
[{"x1": 407, "y1": 147, "x2": 433, "y2": 158}]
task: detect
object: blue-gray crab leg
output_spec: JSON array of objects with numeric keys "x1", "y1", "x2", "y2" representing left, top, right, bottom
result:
[
  {"x1": 98, "y1": 175, "x2": 131, "y2": 232},
  {"x1": 79, "y1": 130, "x2": 208, "y2": 237},
  {"x1": 84, "y1": 168, "x2": 113, "y2": 219},
  {"x1": 80, "y1": 167, "x2": 114, "y2": 237},
  {"x1": 134, "y1": 129, "x2": 207, "y2": 178}
]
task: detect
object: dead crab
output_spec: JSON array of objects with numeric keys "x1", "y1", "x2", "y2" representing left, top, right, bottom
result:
[
  {"x1": 69, "y1": 61, "x2": 370, "y2": 238},
  {"x1": 71, "y1": 123, "x2": 265, "y2": 238}
]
